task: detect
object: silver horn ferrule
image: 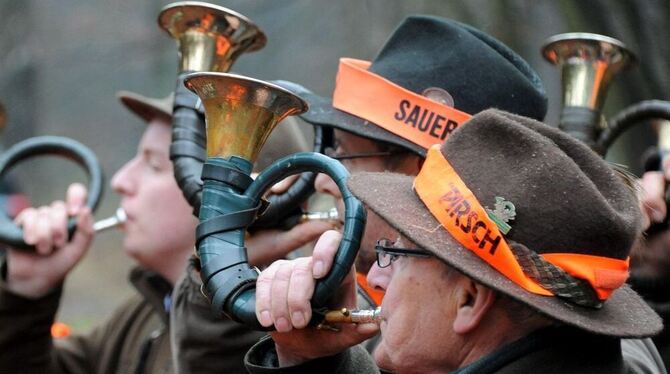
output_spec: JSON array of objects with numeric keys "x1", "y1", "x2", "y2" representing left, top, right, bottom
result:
[
  {"x1": 323, "y1": 307, "x2": 382, "y2": 325},
  {"x1": 301, "y1": 207, "x2": 339, "y2": 222},
  {"x1": 93, "y1": 208, "x2": 127, "y2": 233}
]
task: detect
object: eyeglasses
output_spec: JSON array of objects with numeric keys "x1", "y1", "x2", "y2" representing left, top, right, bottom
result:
[
  {"x1": 374, "y1": 238, "x2": 433, "y2": 268},
  {"x1": 324, "y1": 147, "x2": 408, "y2": 161}
]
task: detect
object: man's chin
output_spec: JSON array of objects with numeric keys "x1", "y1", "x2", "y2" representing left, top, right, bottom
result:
[
  {"x1": 122, "y1": 241, "x2": 144, "y2": 261},
  {"x1": 373, "y1": 341, "x2": 394, "y2": 372}
]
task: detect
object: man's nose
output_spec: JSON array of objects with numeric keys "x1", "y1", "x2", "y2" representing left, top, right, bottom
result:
[
  {"x1": 110, "y1": 159, "x2": 137, "y2": 195},
  {"x1": 366, "y1": 261, "x2": 393, "y2": 292}
]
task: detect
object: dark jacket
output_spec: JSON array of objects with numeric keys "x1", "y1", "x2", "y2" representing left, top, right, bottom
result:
[
  {"x1": 244, "y1": 326, "x2": 655, "y2": 373},
  {"x1": 631, "y1": 276, "x2": 670, "y2": 370},
  {"x1": 169, "y1": 258, "x2": 380, "y2": 372},
  {"x1": 0, "y1": 265, "x2": 173, "y2": 374},
  {"x1": 0, "y1": 260, "x2": 262, "y2": 374},
  {"x1": 169, "y1": 258, "x2": 266, "y2": 373}
]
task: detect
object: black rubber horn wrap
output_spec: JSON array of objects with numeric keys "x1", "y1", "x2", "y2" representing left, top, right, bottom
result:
[{"x1": 0, "y1": 136, "x2": 103, "y2": 250}]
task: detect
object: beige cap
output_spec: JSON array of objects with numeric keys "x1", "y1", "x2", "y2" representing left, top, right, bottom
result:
[
  {"x1": 116, "y1": 90, "x2": 174, "y2": 123},
  {"x1": 116, "y1": 90, "x2": 311, "y2": 167}
]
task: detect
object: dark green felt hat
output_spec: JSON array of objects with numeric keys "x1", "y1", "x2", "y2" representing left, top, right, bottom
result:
[{"x1": 276, "y1": 15, "x2": 547, "y2": 157}]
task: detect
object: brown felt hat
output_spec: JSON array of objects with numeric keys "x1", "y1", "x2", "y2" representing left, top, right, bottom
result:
[
  {"x1": 117, "y1": 90, "x2": 174, "y2": 123},
  {"x1": 348, "y1": 108, "x2": 662, "y2": 338}
]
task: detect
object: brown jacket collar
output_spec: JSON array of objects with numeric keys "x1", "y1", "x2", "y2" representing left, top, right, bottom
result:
[{"x1": 129, "y1": 267, "x2": 172, "y2": 324}]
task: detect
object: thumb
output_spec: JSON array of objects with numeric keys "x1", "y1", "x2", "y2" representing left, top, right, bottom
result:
[
  {"x1": 335, "y1": 322, "x2": 380, "y2": 348},
  {"x1": 66, "y1": 183, "x2": 88, "y2": 216},
  {"x1": 270, "y1": 175, "x2": 300, "y2": 194},
  {"x1": 354, "y1": 322, "x2": 381, "y2": 339}
]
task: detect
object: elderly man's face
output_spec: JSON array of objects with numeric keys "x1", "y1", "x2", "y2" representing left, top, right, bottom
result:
[{"x1": 367, "y1": 238, "x2": 463, "y2": 372}]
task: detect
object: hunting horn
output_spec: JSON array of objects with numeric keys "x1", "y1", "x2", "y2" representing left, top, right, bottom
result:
[
  {"x1": 544, "y1": 33, "x2": 670, "y2": 233},
  {"x1": 542, "y1": 32, "x2": 639, "y2": 154},
  {"x1": 0, "y1": 136, "x2": 103, "y2": 250},
  {"x1": 543, "y1": 32, "x2": 670, "y2": 156},
  {"x1": 185, "y1": 72, "x2": 365, "y2": 329},
  {"x1": 159, "y1": 2, "x2": 330, "y2": 229}
]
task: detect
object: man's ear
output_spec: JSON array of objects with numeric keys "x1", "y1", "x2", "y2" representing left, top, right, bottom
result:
[{"x1": 452, "y1": 279, "x2": 497, "y2": 335}]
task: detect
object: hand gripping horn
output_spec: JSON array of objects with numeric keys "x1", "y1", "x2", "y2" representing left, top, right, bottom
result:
[
  {"x1": 185, "y1": 72, "x2": 366, "y2": 329},
  {"x1": 0, "y1": 136, "x2": 103, "y2": 249},
  {"x1": 159, "y1": 2, "x2": 329, "y2": 229}
]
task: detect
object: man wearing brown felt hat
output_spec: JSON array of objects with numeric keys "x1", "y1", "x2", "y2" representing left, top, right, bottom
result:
[{"x1": 246, "y1": 109, "x2": 664, "y2": 373}]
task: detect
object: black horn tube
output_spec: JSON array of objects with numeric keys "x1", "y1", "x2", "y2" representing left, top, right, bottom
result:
[{"x1": 0, "y1": 136, "x2": 103, "y2": 250}]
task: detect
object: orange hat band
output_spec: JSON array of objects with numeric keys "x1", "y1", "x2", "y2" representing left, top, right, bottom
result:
[
  {"x1": 332, "y1": 58, "x2": 472, "y2": 150},
  {"x1": 413, "y1": 145, "x2": 630, "y2": 300}
]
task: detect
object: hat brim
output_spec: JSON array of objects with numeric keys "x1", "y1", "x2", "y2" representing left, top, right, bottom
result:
[
  {"x1": 117, "y1": 91, "x2": 172, "y2": 124},
  {"x1": 271, "y1": 81, "x2": 426, "y2": 157},
  {"x1": 348, "y1": 172, "x2": 663, "y2": 338}
]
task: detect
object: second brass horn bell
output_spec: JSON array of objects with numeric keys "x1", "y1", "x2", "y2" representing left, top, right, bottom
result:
[
  {"x1": 159, "y1": 1, "x2": 266, "y2": 73},
  {"x1": 544, "y1": 32, "x2": 670, "y2": 161},
  {"x1": 186, "y1": 73, "x2": 365, "y2": 328},
  {"x1": 160, "y1": 1, "x2": 331, "y2": 232},
  {"x1": 160, "y1": 1, "x2": 267, "y2": 213},
  {"x1": 543, "y1": 32, "x2": 636, "y2": 154}
]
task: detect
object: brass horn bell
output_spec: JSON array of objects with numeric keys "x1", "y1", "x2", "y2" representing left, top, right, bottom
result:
[
  {"x1": 542, "y1": 32, "x2": 636, "y2": 153},
  {"x1": 184, "y1": 73, "x2": 307, "y2": 163},
  {"x1": 160, "y1": 3, "x2": 335, "y2": 232},
  {"x1": 160, "y1": 1, "x2": 267, "y2": 214},
  {"x1": 159, "y1": 1, "x2": 267, "y2": 73},
  {"x1": 544, "y1": 34, "x2": 670, "y2": 237}
]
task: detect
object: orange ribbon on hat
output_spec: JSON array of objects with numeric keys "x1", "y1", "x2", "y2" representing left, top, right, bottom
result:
[
  {"x1": 413, "y1": 145, "x2": 630, "y2": 300},
  {"x1": 332, "y1": 58, "x2": 472, "y2": 150}
]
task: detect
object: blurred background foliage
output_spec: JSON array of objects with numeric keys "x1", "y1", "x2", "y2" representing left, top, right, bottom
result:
[{"x1": 0, "y1": 0, "x2": 668, "y2": 330}]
